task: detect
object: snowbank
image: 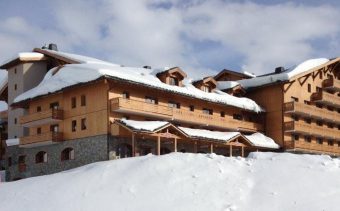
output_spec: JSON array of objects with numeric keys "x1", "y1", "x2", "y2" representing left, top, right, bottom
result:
[
  {"x1": 1, "y1": 152, "x2": 340, "y2": 211},
  {"x1": 14, "y1": 63, "x2": 263, "y2": 112},
  {"x1": 5, "y1": 138, "x2": 19, "y2": 146}
]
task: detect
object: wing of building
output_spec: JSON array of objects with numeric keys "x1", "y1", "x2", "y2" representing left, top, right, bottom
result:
[{"x1": 0, "y1": 44, "x2": 338, "y2": 181}]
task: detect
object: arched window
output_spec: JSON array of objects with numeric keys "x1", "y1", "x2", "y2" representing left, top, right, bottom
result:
[
  {"x1": 35, "y1": 151, "x2": 47, "y2": 163},
  {"x1": 61, "y1": 148, "x2": 75, "y2": 161}
]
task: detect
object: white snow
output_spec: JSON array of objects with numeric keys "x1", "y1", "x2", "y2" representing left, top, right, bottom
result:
[
  {"x1": 245, "y1": 133, "x2": 279, "y2": 149},
  {"x1": 1, "y1": 152, "x2": 340, "y2": 211},
  {"x1": 40, "y1": 49, "x2": 118, "y2": 66},
  {"x1": 5, "y1": 138, "x2": 19, "y2": 146},
  {"x1": 120, "y1": 119, "x2": 169, "y2": 132},
  {"x1": 0, "y1": 52, "x2": 44, "y2": 67},
  {"x1": 14, "y1": 63, "x2": 263, "y2": 112},
  {"x1": 242, "y1": 71, "x2": 256, "y2": 78},
  {"x1": 0, "y1": 101, "x2": 8, "y2": 112},
  {"x1": 178, "y1": 126, "x2": 240, "y2": 142},
  {"x1": 238, "y1": 58, "x2": 329, "y2": 89},
  {"x1": 217, "y1": 81, "x2": 240, "y2": 90}
]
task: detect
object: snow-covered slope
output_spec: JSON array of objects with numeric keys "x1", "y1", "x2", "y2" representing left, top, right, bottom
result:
[{"x1": 1, "y1": 152, "x2": 340, "y2": 211}]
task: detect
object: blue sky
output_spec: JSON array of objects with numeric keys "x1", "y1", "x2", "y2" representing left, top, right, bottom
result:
[{"x1": 0, "y1": 0, "x2": 339, "y2": 77}]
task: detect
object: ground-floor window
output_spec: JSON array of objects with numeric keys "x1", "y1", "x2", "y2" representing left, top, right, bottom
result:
[
  {"x1": 35, "y1": 151, "x2": 47, "y2": 163},
  {"x1": 61, "y1": 148, "x2": 75, "y2": 161}
]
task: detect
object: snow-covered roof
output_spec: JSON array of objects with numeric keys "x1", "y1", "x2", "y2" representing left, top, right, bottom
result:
[
  {"x1": 245, "y1": 133, "x2": 279, "y2": 149},
  {"x1": 37, "y1": 49, "x2": 117, "y2": 65},
  {"x1": 119, "y1": 119, "x2": 170, "y2": 132},
  {"x1": 178, "y1": 127, "x2": 240, "y2": 142},
  {"x1": 13, "y1": 62, "x2": 263, "y2": 112},
  {"x1": 217, "y1": 81, "x2": 240, "y2": 90},
  {"x1": 0, "y1": 52, "x2": 45, "y2": 68},
  {"x1": 237, "y1": 58, "x2": 330, "y2": 89},
  {"x1": 6, "y1": 138, "x2": 19, "y2": 147}
]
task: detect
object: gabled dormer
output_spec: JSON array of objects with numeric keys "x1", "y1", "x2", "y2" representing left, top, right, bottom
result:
[
  {"x1": 156, "y1": 67, "x2": 187, "y2": 87},
  {"x1": 224, "y1": 84, "x2": 246, "y2": 97},
  {"x1": 214, "y1": 69, "x2": 253, "y2": 81},
  {"x1": 193, "y1": 77, "x2": 217, "y2": 93}
]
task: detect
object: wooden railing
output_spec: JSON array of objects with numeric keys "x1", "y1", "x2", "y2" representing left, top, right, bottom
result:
[
  {"x1": 20, "y1": 132, "x2": 63, "y2": 145},
  {"x1": 323, "y1": 77, "x2": 340, "y2": 91},
  {"x1": 311, "y1": 91, "x2": 340, "y2": 106},
  {"x1": 20, "y1": 108, "x2": 63, "y2": 126},
  {"x1": 283, "y1": 101, "x2": 340, "y2": 123},
  {"x1": 284, "y1": 121, "x2": 340, "y2": 139},
  {"x1": 111, "y1": 97, "x2": 263, "y2": 131}
]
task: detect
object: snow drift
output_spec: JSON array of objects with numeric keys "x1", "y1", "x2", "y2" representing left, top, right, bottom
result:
[{"x1": 1, "y1": 152, "x2": 340, "y2": 211}]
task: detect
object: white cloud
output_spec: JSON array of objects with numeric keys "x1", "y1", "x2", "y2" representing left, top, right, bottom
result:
[{"x1": 0, "y1": 0, "x2": 339, "y2": 77}]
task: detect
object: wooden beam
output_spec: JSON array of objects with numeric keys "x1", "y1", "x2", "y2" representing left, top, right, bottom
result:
[
  {"x1": 241, "y1": 146, "x2": 244, "y2": 157},
  {"x1": 157, "y1": 135, "x2": 161, "y2": 155},
  {"x1": 210, "y1": 143, "x2": 214, "y2": 153},
  {"x1": 132, "y1": 133, "x2": 135, "y2": 157},
  {"x1": 230, "y1": 145, "x2": 233, "y2": 157},
  {"x1": 174, "y1": 138, "x2": 177, "y2": 152}
]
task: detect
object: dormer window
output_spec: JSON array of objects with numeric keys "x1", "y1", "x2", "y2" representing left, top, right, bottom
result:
[
  {"x1": 169, "y1": 77, "x2": 179, "y2": 86},
  {"x1": 202, "y1": 85, "x2": 211, "y2": 93},
  {"x1": 193, "y1": 77, "x2": 217, "y2": 93}
]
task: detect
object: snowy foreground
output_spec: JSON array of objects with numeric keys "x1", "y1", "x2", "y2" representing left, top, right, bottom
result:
[{"x1": 1, "y1": 153, "x2": 340, "y2": 211}]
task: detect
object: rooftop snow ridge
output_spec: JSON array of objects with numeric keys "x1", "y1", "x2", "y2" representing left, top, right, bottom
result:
[{"x1": 13, "y1": 62, "x2": 264, "y2": 112}]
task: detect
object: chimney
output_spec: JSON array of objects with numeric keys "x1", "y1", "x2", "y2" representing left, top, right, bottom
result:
[
  {"x1": 143, "y1": 66, "x2": 151, "y2": 69},
  {"x1": 48, "y1": 43, "x2": 58, "y2": 51},
  {"x1": 275, "y1": 66, "x2": 284, "y2": 74}
]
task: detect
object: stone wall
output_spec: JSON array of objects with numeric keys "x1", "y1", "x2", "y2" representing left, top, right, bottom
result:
[{"x1": 5, "y1": 135, "x2": 108, "y2": 181}]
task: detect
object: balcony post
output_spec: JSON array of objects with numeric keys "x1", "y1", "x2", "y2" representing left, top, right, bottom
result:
[
  {"x1": 157, "y1": 135, "x2": 161, "y2": 155},
  {"x1": 230, "y1": 145, "x2": 233, "y2": 157},
  {"x1": 241, "y1": 146, "x2": 244, "y2": 157},
  {"x1": 210, "y1": 143, "x2": 214, "y2": 153}
]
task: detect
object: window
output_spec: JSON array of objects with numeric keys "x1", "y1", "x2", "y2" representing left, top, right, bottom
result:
[
  {"x1": 81, "y1": 95, "x2": 86, "y2": 106},
  {"x1": 317, "y1": 138, "x2": 323, "y2": 145},
  {"x1": 293, "y1": 134, "x2": 299, "y2": 141},
  {"x1": 8, "y1": 157, "x2": 12, "y2": 167},
  {"x1": 50, "y1": 102, "x2": 59, "y2": 110},
  {"x1": 327, "y1": 123, "x2": 334, "y2": 128},
  {"x1": 14, "y1": 118, "x2": 17, "y2": 124},
  {"x1": 61, "y1": 148, "x2": 74, "y2": 161},
  {"x1": 307, "y1": 84, "x2": 311, "y2": 93},
  {"x1": 328, "y1": 140, "x2": 334, "y2": 146},
  {"x1": 35, "y1": 151, "x2": 47, "y2": 163},
  {"x1": 202, "y1": 86, "x2": 211, "y2": 93},
  {"x1": 291, "y1": 97, "x2": 298, "y2": 102},
  {"x1": 203, "y1": 108, "x2": 213, "y2": 115},
  {"x1": 122, "y1": 91, "x2": 130, "y2": 99},
  {"x1": 316, "y1": 87, "x2": 322, "y2": 93},
  {"x1": 37, "y1": 127, "x2": 42, "y2": 134},
  {"x1": 293, "y1": 115, "x2": 299, "y2": 121},
  {"x1": 338, "y1": 142, "x2": 340, "y2": 147},
  {"x1": 169, "y1": 77, "x2": 179, "y2": 86},
  {"x1": 50, "y1": 124, "x2": 59, "y2": 132},
  {"x1": 14, "y1": 68, "x2": 17, "y2": 74},
  {"x1": 189, "y1": 105, "x2": 194, "y2": 112},
  {"x1": 72, "y1": 120, "x2": 77, "y2": 132},
  {"x1": 71, "y1": 97, "x2": 76, "y2": 108},
  {"x1": 14, "y1": 84, "x2": 17, "y2": 91},
  {"x1": 304, "y1": 136, "x2": 311, "y2": 143},
  {"x1": 18, "y1": 155, "x2": 26, "y2": 164},
  {"x1": 81, "y1": 118, "x2": 87, "y2": 130},
  {"x1": 168, "y1": 101, "x2": 180, "y2": 109},
  {"x1": 220, "y1": 111, "x2": 225, "y2": 117},
  {"x1": 319, "y1": 72, "x2": 323, "y2": 79},
  {"x1": 304, "y1": 100, "x2": 310, "y2": 105},
  {"x1": 233, "y1": 114, "x2": 243, "y2": 120},
  {"x1": 145, "y1": 96, "x2": 157, "y2": 104},
  {"x1": 37, "y1": 106, "x2": 42, "y2": 112},
  {"x1": 316, "y1": 121, "x2": 323, "y2": 126},
  {"x1": 304, "y1": 118, "x2": 311, "y2": 124}
]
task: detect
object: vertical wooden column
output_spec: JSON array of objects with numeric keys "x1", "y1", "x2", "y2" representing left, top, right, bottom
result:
[
  {"x1": 241, "y1": 146, "x2": 244, "y2": 157},
  {"x1": 174, "y1": 138, "x2": 177, "y2": 152},
  {"x1": 194, "y1": 141, "x2": 198, "y2": 153},
  {"x1": 157, "y1": 135, "x2": 161, "y2": 155},
  {"x1": 229, "y1": 145, "x2": 233, "y2": 157},
  {"x1": 132, "y1": 133, "x2": 135, "y2": 157},
  {"x1": 210, "y1": 143, "x2": 214, "y2": 153}
]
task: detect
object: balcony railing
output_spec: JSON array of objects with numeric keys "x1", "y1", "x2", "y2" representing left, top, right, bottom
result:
[
  {"x1": 20, "y1": 132, "x2": 63, "y2": 145},
  {"x1": 323, "y1": 77, "x2": 340, "y2": 92},
  {"x1": 111, "y1": 97, "x2": 263, "y2": 132},
  {"x1": 20, "y1": 109, "x2": 63, "y2": 127},
  {"x1": 284, "y1": 121, "x2": 340, "y2": 140},
  {"x1": 310, "y1": 91, "x2": 340, "y2": 107},
  {"x1": 283, "y1": 101, "x2": 340, "y2": 123}
]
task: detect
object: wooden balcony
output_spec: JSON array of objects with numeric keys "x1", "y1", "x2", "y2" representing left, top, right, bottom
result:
[
  {"x1": 310, "y1": 91, "x2": 340, "y2": 107},
  {"x1": 323, "y1": 77, "x2": 340, "y2": 92},
  {"x1": 20, "y1": 109, "x2": 63, "y2": 127},
  {"x1": 111, "y1": 97, "x2": 263, "y2": 132},
  {"x1": 283, "y1": 102, "x2": 340, "y2": 123},
  {"x1": 284, "y1": 121, "x2": 340, "y2": 140},
  {"x1": 20, "y1": 132, "x2": 63, "y2": 145}
]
